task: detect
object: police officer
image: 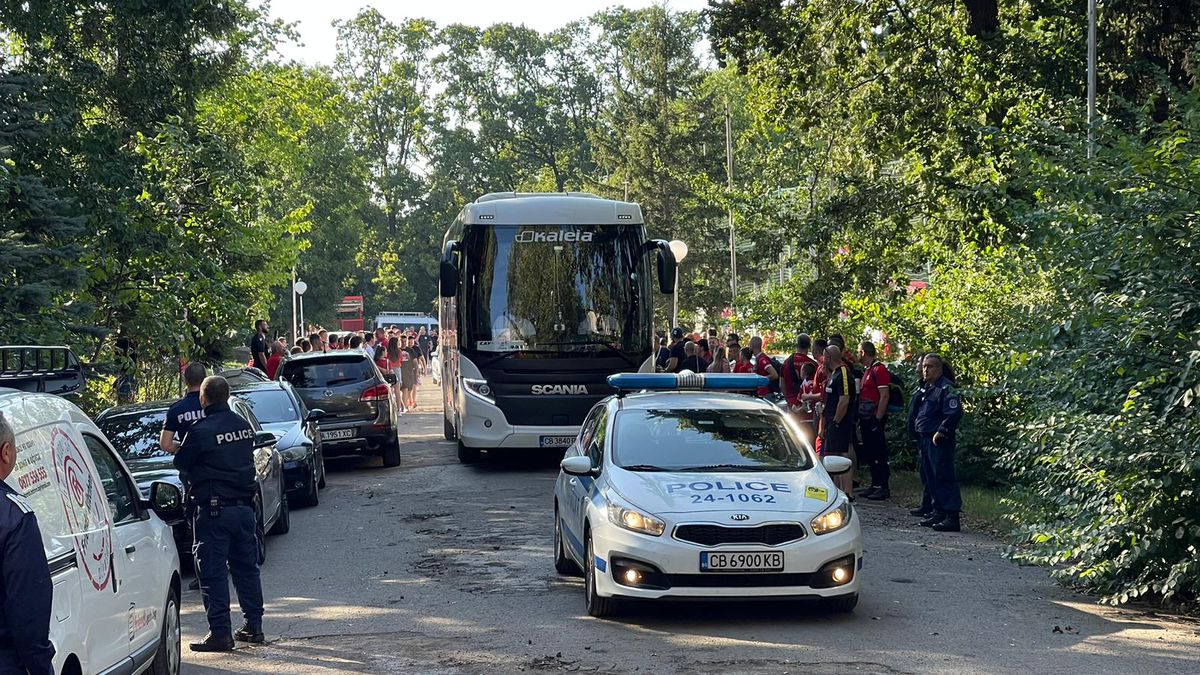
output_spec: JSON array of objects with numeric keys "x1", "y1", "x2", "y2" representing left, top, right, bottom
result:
[
  {"x1": 160, "y1": 363, "x2": 208, "y2": 454},
  {"x1": 174, "y1": 376, "x2": 265, "y2": 651},
  {"x1": 907, "y1": 353, "x2": 964, "y2": 532},
  {"x1": 0, "y1": 411, "x2": 55, "y2": 675}
]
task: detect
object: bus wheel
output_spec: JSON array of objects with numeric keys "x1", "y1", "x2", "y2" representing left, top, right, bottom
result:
[
  {"x1": 457, "y1": 441, "x2": 481, "y2": 464},
  {"x1": 444, "y1": 415, "x2": 456, "y2": 440}
]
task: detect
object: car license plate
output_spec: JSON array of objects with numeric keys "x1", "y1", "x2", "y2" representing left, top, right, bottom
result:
[
  {"x1": 700, "y1": 551, "x2": 784, "y2": 572},
  {"x1": 322, "y1": 429, "x2": 354, "y2": 441},
  {"x1": 539, "y1": 435, "x2": 575, "y2": 448}
]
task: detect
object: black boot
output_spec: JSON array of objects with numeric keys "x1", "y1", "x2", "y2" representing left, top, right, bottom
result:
[
  {"x1": 189, "y1": 633, "x2": 235, "y2": 652},
  {"x1": 920, "y1": 511, "x2": 946, "y2": 527},
  {"x1": 910, "y1": 506, "x2": 934, "y2": 517},
  {"x1": 932, "y1": 512, "x2": 961, "y2": 532},
  {"x1": 866, "y1": 487, "x2": 891, "y2": 501},
  {"x1": 235, "y1": 623, "x2": 265, "y2": 644}
]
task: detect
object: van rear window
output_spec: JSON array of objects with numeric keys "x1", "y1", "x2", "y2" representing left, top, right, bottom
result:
[{"x1": 281, "y1": 357, "x2": 375, "y2": 389}]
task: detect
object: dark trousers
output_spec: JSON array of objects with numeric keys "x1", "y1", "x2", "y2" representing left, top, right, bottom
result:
[
  {"x1": 918, "y1": 434, "x2": 962, "y2": 513},
  {"x1": 858, "y1": 415, "x2": 890, "y2": 488},
  {"x1": 193, "y1": 505, "x2": 264, "y2": 636}
]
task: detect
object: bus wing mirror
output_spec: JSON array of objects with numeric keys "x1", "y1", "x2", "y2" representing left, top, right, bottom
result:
[
  {"x1": 649, "y1": 240, "x2": 676, "y2": 295},
  {"x1": 440, "y1": 240, "x2": 460, "y2": 298}
]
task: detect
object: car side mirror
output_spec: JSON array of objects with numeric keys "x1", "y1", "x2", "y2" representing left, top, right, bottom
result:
[
  {"x1": 148, "y1": 481, "x2": 185, "y2": 525},
  {"x1": 306, "y1": 409, "x2": 326, "y2": 422},
  {"x1": 560, "y1": 455, "x2": 596, "y2": 477},
  {"x1": 253, "y1": 431, "x2": 277, "y2": 449},
  {"x1": 823, "y1": 456, "x2": 853, "y2": 475},
  {"x1": 440, "y1": 240, "x2": 460, "y2": 298},
  {"x1": 382, "y1": 372, "x2": 397, "y2": 384}
]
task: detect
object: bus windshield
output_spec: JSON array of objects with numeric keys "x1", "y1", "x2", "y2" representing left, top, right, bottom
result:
[{"x1": 462, "y1": 224, "x2": 649, "y2": 355}]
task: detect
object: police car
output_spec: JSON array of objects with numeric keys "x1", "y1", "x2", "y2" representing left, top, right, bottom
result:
[
  {"x1": 1, "y1": 346, "x2": 184, "y2": 675},
  {"x1": 553, "y1": 373, "x2": 862, "y2": 617}
]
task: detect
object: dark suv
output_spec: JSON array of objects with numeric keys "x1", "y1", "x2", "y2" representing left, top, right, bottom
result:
[{"x1": 279, "y1": 352, "x2": 401, "y2": 467}]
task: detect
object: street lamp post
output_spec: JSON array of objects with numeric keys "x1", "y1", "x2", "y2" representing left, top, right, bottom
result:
[
  {"x1": 724, "y1": 98, "x2": 736, "y2": 312},
  {"x1": 294, "y1": 280, "x2": 308, "y2": 341},
  {"x1": 669, "y1": 239, "x2": 688, "y2": 328},
  {"x1": 1087, "y1": 0, "x2": 1097, "y2": 159}
]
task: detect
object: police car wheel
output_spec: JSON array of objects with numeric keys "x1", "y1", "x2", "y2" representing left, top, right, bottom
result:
[
  {"x1": 822, "y1": 592, "x2": 859, "y2": 614},
  {"x1": 457, "y1": 441, "x2": 481, "y2": 464},
  {"x1": 553, "y1": 503, "x2": 581, "y2": 576},
  {"x1": 584, "y1": 534, "x2": 617, "y2": 617},
  {"x1": 149, "y1": 587, "x2": 181, "y2": 675}
]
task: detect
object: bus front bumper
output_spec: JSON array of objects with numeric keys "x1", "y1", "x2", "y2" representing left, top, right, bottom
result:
[{"x1": 458, "y1": 394, "x2": 579, "y2": 450}]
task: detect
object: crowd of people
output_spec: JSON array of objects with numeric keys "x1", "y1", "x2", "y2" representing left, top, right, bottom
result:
[
  {"x1": 247, "y1": 320, "x2": 439, "y2": 413},
  {"x1": 656, "y1": 326, "x2": 964, "y2": 533}
]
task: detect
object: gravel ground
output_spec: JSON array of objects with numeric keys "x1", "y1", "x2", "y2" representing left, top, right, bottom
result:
[{"x1": 180, "y1": 383, "x2": 1200, "y2": 674}]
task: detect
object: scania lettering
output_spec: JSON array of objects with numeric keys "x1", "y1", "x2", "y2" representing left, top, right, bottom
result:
[
  {"x1": 532, "y1": 385, "x2": 590, "y2": 395},
  {"x1": 438, "y1": 192, "x2": 676, "y2": 463}
]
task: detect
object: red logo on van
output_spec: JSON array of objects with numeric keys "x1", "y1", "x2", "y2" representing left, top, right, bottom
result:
[{"x1": 51, "y1": 426, "x2": 113, "y2": 591}]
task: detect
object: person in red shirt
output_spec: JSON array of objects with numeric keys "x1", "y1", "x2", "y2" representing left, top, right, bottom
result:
[
  {"x1": 748, "y1": 336, "x2": 778, "y2": 397},
  {"x1": 857, "y1": 340, "x2": 892, "y2": 500},
  {"x1": 803, "y1": 338, "x2": 829, "y2": 455},
  {"x1": 265, "y1": 341, "x2": 285, "y2": 380},
  {"x1": 781, "y1": 333, "x2": 817, "y2": 411},
  {"x1": 733, "y1": 347, "x2": 754, "y2": 373}
]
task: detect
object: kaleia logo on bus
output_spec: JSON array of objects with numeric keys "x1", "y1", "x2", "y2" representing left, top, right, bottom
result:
[{"x1": 514, "y1": 229, "x2": 594, "y2": 243}]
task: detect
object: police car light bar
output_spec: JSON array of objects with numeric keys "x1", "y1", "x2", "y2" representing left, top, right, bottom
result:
[{"x1": 607, "y1": 373, "x2": 768, "y2": 393}]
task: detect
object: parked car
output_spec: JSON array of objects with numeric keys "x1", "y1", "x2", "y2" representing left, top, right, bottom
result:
[
  {"x1": 1, "y1": 346, "x2": 183, "y2": 675},
  {"x1": 95, "y1": 395, "x2": 291, "y2": 562},
  {"x1": 217, "y1": 366, "x2": 270, "y2": 387},
  {"x1": 233, "y1": 380, "x2": 327, "y2": 507},
  {"x1": 279, "y1": 351, "x2": 401, "y2": 467}
]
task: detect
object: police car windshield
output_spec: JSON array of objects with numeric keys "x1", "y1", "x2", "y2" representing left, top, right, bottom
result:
[
  {"x1": 612, "y1": 409, "x2": 812, "y2": 472},
  {"x1": 238, "y1": 389, "x2": 298, "y2": 424},
  {"x1": 98, "y1": 411, "x2": 169, "y2": 460}
]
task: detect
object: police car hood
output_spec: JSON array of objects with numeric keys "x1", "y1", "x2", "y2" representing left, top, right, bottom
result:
[{"x1": 611, "y1": 467, "x2": 839, "y2": 516}]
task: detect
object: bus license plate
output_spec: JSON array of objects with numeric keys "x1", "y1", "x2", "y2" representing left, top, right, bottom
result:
[
  {"x1": 700, "y1": 551, "x2": 784, "y2": 572},
  {"x1": 539, "y1": 435, "x2": 575, "y2": 448},
  {"x1": 322, "y1": 429, "x2": 355, "y2": 441}
]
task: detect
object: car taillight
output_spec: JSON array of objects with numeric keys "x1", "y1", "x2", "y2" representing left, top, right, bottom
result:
[{"x1": 361, "y1": 384, "x2": 391, "y2": 401}]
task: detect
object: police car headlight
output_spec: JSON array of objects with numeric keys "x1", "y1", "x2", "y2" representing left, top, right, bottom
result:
[
  {"x1": 810, "y1": 497, "x2": 852, "y2": 535},
  {"x1": 463, "y1": 378, "x2": 494, "y2": 403},
  {"x1": 605, "y1": 490, "x2": 665, "y2": 537}
]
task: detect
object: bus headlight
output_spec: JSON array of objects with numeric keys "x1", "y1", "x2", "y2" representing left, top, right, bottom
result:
[{"x1": 463, "y1": 378, "x2": 494, "y2": 403}]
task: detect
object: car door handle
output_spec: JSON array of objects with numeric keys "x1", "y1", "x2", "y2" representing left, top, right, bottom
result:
[{"x1": 125, "y1": 544, "x2": 136, "y2": 554}]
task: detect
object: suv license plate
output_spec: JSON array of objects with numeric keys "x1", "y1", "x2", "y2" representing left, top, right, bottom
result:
[
  {"x1": 322, "y1": 429, "x2": 354, "y2": 441},
  {"x1": 700, "y1": 551, "x2": 784, "y2": 572},
  {"x1": 539, "y1": 435, "x2": 574, "y2": 448}
]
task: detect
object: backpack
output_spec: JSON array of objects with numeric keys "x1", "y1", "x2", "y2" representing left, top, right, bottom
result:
[
  {"x1": 766, "y1": 355, "x2": 785, "y2": 393},
  {"x1": 885, "y1": 366, "x2": 906, "y2": 413}
]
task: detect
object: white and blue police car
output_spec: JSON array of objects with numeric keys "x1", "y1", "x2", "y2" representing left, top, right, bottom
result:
[{"x1": 553, "y1": 372, "x2": 862, "y2": 617}]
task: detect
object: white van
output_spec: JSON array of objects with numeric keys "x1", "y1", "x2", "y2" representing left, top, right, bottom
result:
[{"x1": 1, "y1": 346, "x2": 183, "y2": 675}]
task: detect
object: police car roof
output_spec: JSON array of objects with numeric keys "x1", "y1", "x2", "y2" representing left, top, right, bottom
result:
[{"x1": 614, "y1": 390, "x2": 780, "y2": 413}]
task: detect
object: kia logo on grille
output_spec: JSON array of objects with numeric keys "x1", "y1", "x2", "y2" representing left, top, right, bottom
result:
[{"x1": 730, "y1": 514, "x2": 750, "y2": 522}]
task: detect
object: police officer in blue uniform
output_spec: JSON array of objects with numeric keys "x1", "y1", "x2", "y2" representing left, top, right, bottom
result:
[
  {"x1": 160, "y1": 362, "x2": 208, "y2": 454},
  {"x1": 174, "y1": 376, "x2": 265, "y2": 651},
  {"x1": 907, "y1": 353, "x2": 963, "y2": 532},
  {"x1": 0, "y1": 412, "x2": 55, "y2": 675}
]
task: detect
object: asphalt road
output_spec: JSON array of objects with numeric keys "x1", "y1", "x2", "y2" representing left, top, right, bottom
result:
[{"x1": 181, "y1": 383, "x2": 1200, "y2": 674}]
